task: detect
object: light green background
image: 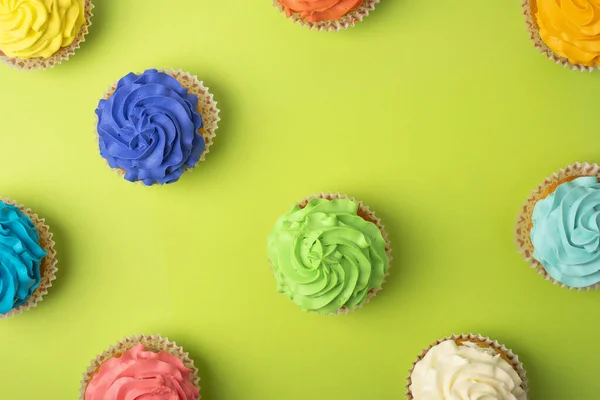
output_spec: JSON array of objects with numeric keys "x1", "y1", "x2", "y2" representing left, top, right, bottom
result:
[{"x1": 0, "y1": 0, "x2": 598, "y2": 398}]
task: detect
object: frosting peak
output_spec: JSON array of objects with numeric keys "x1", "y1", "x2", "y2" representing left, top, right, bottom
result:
[
  {"x1": 410, "y1": 340, "x2": 526, "y2": 400},
  {"x1": 85, "y1": 344, "x2": 199, "y2": 400},
  {"x1": 531, "y1": 176, "x2": 600, "y2": 287},
  {"x1": 267, "y1": 198, "x2": 388, "y2": 314},
  {"x1": 96, "y1": 69, "x2": 205, "y2": 185},
  {"x1": 278, "y1": 0, "x2": 364, "y2": 22},
  {"x1": 0, "y1": 0, "x2": 86, "y2": 59}
]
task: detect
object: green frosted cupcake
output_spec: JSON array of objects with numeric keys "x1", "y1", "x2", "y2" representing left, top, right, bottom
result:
[{"x1": 267, "y1": 193, "x2": 391, "y2": 315}]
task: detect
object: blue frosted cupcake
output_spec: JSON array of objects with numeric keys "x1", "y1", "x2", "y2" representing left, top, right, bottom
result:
[
  {"x1": 0, "y1": 199, "x2": 57, "y2": 319},
  {"x1": 516, "y1": 162, "x2": 600, "y2": 290},
  {"x1": 95, "y1": 69, "x2": 220, "y2": 186}
]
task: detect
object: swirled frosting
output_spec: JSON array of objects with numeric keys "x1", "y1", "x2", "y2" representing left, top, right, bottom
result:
[
  {"x1": 535, "y1": 0, "x2": 600, "y2": 66},
  {"x1": 85, "y1": 344, "x2": 199, "y2": 400},
  {"x1": 531, "y1": 176, "x2": 600, "y2": 288},
  {"x1": 410, "y1": 340, "x2": 526, "y2": 400},
  {"x1": 278, "y1": 0, "x2": 364, "y2": 22},
  {"x1": 96, "y1": 69, "x2": 205, "y2": 186},
  {"x1": 267, "y1": 198, "x2": 388, "y2": 314},
  {"x1": 0, "y1": 202, "x2": 47, "y2": 314},
  {"x1": 0, "y1": 0, "x2": 85, "y2": 59}
]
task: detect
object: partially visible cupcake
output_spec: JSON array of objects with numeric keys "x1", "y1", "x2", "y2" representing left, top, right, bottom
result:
[
  {"x1": 0, "y1": 0, "x2": 93, "y2": 70},
  {"x1": 274, "y1": 0, "x2": 379, "y2": 31},
  {"x1": 95, "y1": 69, "x2": 220, "y2": 186},
  {"x1": 406, "y1": 334, "x2": 528, "y2": 399},
  {"x1": 80, "y1": 334, "x2": 200, "y2": 400},
  {"x1": 267, "y1": 193, "x2": 391, "y2": 315},
  {"x1": 0, "y1": 199, "x2": 58, "y2": 319},
  {"x1": 523, "y1": 0, "x2": 600, "y2": 71},
  {"x1": 515, "y1": 162, "x2": 600, "y2": 290}
]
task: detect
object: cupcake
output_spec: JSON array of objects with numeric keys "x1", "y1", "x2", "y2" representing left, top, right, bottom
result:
[
  {"x1": 274, "y1": 0, "x2": 379, "y2": 31},
  {"x1": 523, "y1": 0, "x2": 600, "y2": 71},
  {"x1": 516, "y1": 162, "x2": 600, "y2": 290},
  {"x1": 406, "y1": 334, "x2": 528, "y2": 400},
  {"x1": 80, "y1": 334, "x2": 200, "y2": 400},
  {"x1": 95, "y1": 69, "x2": 220, "y2": 186},
  {"x1": 267, "y1": 193, "x2": 391, "y2": 315},
  {"x1": 0, "y1": 0, "x2": 93, "y2": 70},
  {"x1": 0, "y1": 199, "x2": 57, "y2": 319}
]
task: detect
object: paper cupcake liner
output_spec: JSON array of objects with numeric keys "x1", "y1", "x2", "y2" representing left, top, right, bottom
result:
[
  {"x1": 515, "y1": 162, "x2": 600, "y2": 291},
  {"x1": 522, "y1": 0, "x2": 598, "y2": 72},
  {"x1": 79, "y1": 334, "x2": 201, "y2": 400},
  {"x1": 95, "y1": 68, "x2": 221, "y2": 185},
  {"x1": 0, "y1": 199, "x2": 58, "y2": 319},
  {"x1": 270, "y1": 192, "x2": 392, "y2": 316},
  {"x1": 273, "y1": 0, "x2": 379, "y2": 32},
  {"x1": 0, "y1": 0, "x2": 94, "y2": 70},
  {"x1": 406, "y1": 333, "x2": 529, "y2": 399}
]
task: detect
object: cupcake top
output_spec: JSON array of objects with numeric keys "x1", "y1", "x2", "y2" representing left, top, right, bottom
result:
[
  {"x1": 531, "y1": 176, "x2": 600, "y2": 288},
  {"x1": 0, "y1": 202, "x2": 47, "y2": 314},
  {"x1": 96, "y1": 69, "x2": 205, "y2": 185},
  {"x1": 0, "y1": 0, "x2": 86, "y2": 59},
  {"x1": 410, "y1": 340, "x2": 526, "y2": 400},
  {"x1": 267, "y1": 197, "x2": 388, "y2": 314},
  {"x1": 85, "y1": 344, "x2": 199, "y2": 400},
  {"x1": 279, "y1": 0, "x2": 364, "y2": 22},
  {"x1": 535, "y1": 0, "x2": 600, "y2": 66}
]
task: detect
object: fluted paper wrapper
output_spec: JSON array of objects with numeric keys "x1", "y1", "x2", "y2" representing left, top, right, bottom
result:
[
  {"x1": 515, "y1": 162, "x2": 600, "y2": 291},
  {"x1": 0, "y1": 199, "x2": 58, "y2": 319},
  {"x1": 273, "y1": 0, "x2": 379, "y2": 32},
  {"x1": 80, "y1": 334, "x2": 201, "y2": 400},
  {"x1": 271, "y1": 192, "x2": 392, "y2": 316},
  {"x1": 522, "y1": 0, "x2": 598, "y2": 72},
  {"x1": 406, "y1": 334, "x2": 529, "y2": 399},
  {"x1": 0, "y1": 0, "x2": 94, "y2": 70},
  {"x1": 95, "y1": 69, "x2": 221, "y2": 185}
]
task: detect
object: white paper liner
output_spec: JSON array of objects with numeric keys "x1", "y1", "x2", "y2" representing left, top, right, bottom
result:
[
  {"x1": 522, "y1": 0, "x2": 598, "y2": 72},
  {"x1": 273, "y1": 0, "x2": 379, "y2": 32},
  {"x1": 515, "y1": 162, "x2": 600, "y2": 291},
  {"x1": 270, "y1": 192, "x2": 392, "y2": 316},
  {"x1": 95, "y1": 68, "x2": 221, "y2": 186},
  {"x1": 0, "y1": 198, "x2": 58, "y2": 319},
  {"x1": 406, "y1": 334, "x2": 529, "y2": 399},
  {"x1": 0, "y1": 0, "x2": 94, "y2": 70},
  {"x1": 80, "y1": 334, "x2": 201, "y2": 400}
]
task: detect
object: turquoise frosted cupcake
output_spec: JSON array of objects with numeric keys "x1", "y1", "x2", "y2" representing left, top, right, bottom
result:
[{"x1": 267, "y1": 193, "x2": 391, "y2": 315}]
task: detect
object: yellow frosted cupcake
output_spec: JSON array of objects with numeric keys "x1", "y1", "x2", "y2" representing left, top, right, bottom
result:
[{"x1": 0, "y1": 0, "x2": 93, "y2": 70}]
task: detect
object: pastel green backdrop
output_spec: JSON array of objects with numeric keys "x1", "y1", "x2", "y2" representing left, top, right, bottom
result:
[{"x1": 0, "y1": 0, "x2": 598, "y2": 399}]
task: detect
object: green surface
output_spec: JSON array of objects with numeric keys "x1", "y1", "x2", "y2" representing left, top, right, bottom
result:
[{"x1": 0, "y1": 0, "x2": 599, "y2": 399}]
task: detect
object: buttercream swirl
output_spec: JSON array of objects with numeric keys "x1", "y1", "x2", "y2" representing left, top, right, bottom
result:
[
  {"x1": 0, "y1": 202, "x2": 46, "y2": 315},
  {"x1": 531, "y1": 176, "x2": 600, "y2": 287},
  {"x1": 410, "y1": 340, "x2": 526, "y2": 400},
  {"x1": 85, "y1": 344, "x2": 199, "y2": 400},
  {"x1": 278, "y1": 0, "x2": 364, "y2": 22},
  {"x1": 96, "y1": 69, "x2": 205, "y2": 186},
  {"x1": 0, "y1": 0, "x2": 85, "y2": 59},
  {"x1": 267, "y1": 198, "x2": 387, "y2": 314},
  {"x1": 535, "y1": 0, "x2": 600, "y2": 66}
]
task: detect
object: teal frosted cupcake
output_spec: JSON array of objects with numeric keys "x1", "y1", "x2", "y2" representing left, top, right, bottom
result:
[{"x1": 267, "y1": 193, "x2": 391, "y2": 315}]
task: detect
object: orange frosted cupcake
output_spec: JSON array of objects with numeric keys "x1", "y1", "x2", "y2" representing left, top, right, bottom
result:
[
  {"x1": 523, "y1": 0, "x2": 600, "y2": 71},
  {"x1": 274, "y1": 0, "x2": 379, "y2": 31}
]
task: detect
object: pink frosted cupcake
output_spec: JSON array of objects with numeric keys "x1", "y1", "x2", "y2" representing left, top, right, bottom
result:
[{"x1": 81, "y1": 334, "x2": 200, "y2": 399}]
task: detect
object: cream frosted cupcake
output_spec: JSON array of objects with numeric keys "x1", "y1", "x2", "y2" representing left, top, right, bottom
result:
[
  {"x1": 516, "y1": 162, "x2": 600, "y2": 290},
  {"x1": 95, "y1": 69, "x2": 220, "y2": 186},
  {"x1": 523, "y1": 0, "x2": 600, "y2": 71},
  {"x1": 0, "y1": 199, "x2": 57, "y2": 319},
  {"x1": 406, "y1": 334, "x2": 528, "y2": 400},
  {"x1": 267, "y1": 193, "x2": 391, "y2": 315},
  {"x1": 80, "y1": 334, "x2": 200, "y2": 400},
  {"x1": 274, "y1": 0, "x2": 379, "y2": 32},
  {"x1": 0, "y1": 0, "x2": 93, "y2": 70}
]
